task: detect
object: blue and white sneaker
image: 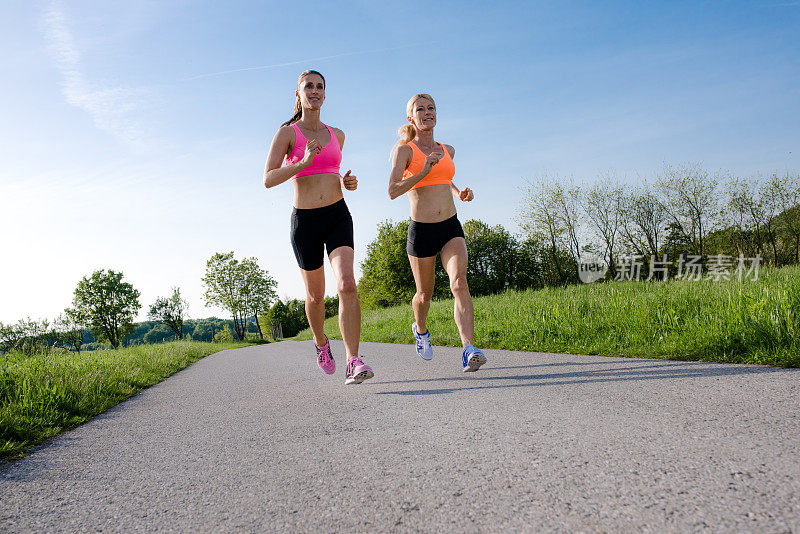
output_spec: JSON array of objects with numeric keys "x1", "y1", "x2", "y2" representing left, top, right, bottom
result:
[
  {"x1": 412, "y1": 322, "x2": 433, "y2": 360},
  {"x1": 462, "y1": 344, "x2": 487, "y2": 372}
]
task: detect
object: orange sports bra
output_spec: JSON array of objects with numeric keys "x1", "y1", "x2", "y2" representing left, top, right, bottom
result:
[{"x1": 402, "y1": 141, "x2": 455, "y2": 190}]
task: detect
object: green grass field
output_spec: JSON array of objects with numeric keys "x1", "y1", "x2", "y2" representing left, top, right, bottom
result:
[
  {"x1": 0, "y1": 341, "x2": 252, "y2": 459},
  {"x1": 297, "y1": 266, "x2": 800, "y2": 368}
]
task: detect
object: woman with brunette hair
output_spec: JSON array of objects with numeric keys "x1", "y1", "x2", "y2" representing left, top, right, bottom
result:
[
  {"x1": 387, "y1": 93, "x2": 487, "y2": 372},
  {"x1": 263, "y1": 70, "x2": 373, "y2": 385}
]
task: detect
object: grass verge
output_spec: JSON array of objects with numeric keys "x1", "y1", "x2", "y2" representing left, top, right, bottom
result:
[
  {"x1": 296, "y1": 266, "x2": 800, "y2": 367},
  {"x1": 0, "y1": 340, "x2": 253, "y2": 460}
]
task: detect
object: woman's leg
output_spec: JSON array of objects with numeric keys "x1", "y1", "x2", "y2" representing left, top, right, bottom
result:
[
  {"x1": 299, "y1": 266, "x2": 327, "y2": 347},
  {"x1": 440, "y1": 237, "x2": 474, "y2": 347},
  {"x1": 328, "y1": 246, "x2": 360, "y2": 361},
  {"x1": 408, "y1": 255, "x2": 437, "y2": 333}
]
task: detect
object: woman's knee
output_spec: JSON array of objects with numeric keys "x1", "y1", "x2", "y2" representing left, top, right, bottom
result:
[
  {"x1": 337, "y1": 276, "x2": 357, "y2": 296},
  {"x1": 305, "y1": 289, "x2": 325, "y2": 306},
  {"x1": 414, "y1": 290, "x2": 433, "y2": 304},
  {"x1": 450, "y1": 274, "x2": 469, "y2": 294}
]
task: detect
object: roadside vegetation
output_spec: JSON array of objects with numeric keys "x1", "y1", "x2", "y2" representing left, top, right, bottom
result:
[
  {"x1": 297, "y1": 265, "x2": 800, "y2": 368},
  {"x1": 0, "y1": 340, "x2": 255, "y2": 459}
]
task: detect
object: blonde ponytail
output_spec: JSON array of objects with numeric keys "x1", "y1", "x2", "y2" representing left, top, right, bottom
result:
[{"x1": 397, "y1": 124, "x2": 416, "y2": 144}]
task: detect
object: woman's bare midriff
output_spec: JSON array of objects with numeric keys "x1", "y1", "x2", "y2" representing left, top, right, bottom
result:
[
  {"x1": 408, "y1": 184, "x2": 457, "y2": 223},
  {"x1": 292, "y1": 172, "x2": 343, "y2": 209}
]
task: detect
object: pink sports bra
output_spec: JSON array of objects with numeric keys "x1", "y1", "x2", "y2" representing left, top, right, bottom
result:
[{"x1": 284, "y1": 123, "x2": 342, "y2": 178}]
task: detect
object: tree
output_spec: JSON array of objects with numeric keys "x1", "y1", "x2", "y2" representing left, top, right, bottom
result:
[
  {"x1": 520, "y1": 175, "x2": 577, "y2": 285},
  {"x1": 203, "y1": 252, "x2": 247, "y2": 341},
  {"x1": 620, "y1": 181, "x2": 667, "y2": 259},
  {"x1": 71, "y1": 270, "x2": 141, "y2": 349},
  {"x1": 583, "y1": 174, "x2": 624, "y2": 278},
  {"x1": 148, "y1": 287, "x2": 189, "y2": 340},
  {"x1": 769, "y1": 171, "x2": 800, "y2": 264},
  {"x1": 203, "y1": 252, "x2": 277, "y2": 340},
  {"x1": 192, "y1": 322, "x2": 215, "y2": 342},
  {"x1": 56, "y1": 309, "x2": 85, "y2": 352},
  {"x1": 0, "y1": 318, "x2": 51, "y2": 355},
  {"x1": 144, "y1": 323, "x2": 175, "y2": 344},
  {"x1": 238, "y1": 258, "x2": 278, "y2": 339},
  {"x1": 463, "y1": 220, "x2": 517, "y2": 295},
  {"x1": 266, "y1": 299, "x2": 309, "y2": 338},
  {"x1": 324, "y1": 296, "x2": 340, "y2": 319},
  {"x1": 0, "y1": 322, "x2": 22, "y2": 354},
  {"x1": 656, "y1": 163, "x2": 724, "y2": 258},
  {"x1": 512, "y1": 237, "x2": 545, "y2": 290},
  {"x1": 358, "y1": 220, "x2": 417, "y2": 308}
]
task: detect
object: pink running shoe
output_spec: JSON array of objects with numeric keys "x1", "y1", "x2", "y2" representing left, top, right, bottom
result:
[
  {"x1": 345, "y1": 356, "x2": 374, "y2": 385},
  {"x1": 315, "y1": 336, "x2": 335, "y2": 375}
]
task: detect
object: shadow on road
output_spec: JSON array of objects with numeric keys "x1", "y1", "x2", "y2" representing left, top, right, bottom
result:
[{"x1": 374, "y1": 360, "x2": 793, "y2": 396}]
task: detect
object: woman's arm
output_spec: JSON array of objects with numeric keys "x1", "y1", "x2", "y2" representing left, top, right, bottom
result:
[
  {"x1": 332, "y1": 127, "x2": 358, "y2": 191},
  {"x1": 451, "y1": 183, "x2": 474, "y2": 201},
  {"x1": 263, "y1": 126, "x2": 319, "y2": 188},
  {"x1": 388, "y1": 144, "x2": 441, "y2": 200},
  {"x1": 444, "y1": 145, "x2": 473, "y2": 201}
]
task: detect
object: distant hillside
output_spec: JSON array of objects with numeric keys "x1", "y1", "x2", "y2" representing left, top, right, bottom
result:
[{"x1": 81, "y1": 317, "x2": 263, "y2": 351}]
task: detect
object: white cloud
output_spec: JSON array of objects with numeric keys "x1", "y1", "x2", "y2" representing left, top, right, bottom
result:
[{"x1": 41, "y1": 0, "x2": 152, "y2": 147}]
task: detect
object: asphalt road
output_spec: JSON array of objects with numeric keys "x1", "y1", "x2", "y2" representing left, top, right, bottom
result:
[{"x1": 1, "y1": 341, "x2": 799, "y2": 533}]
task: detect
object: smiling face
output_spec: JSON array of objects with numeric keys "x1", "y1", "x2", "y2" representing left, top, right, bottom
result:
[
  {"x1": 408, "y1": 96, "x2": 436, "y2": 131},
  {"x1": 296, "y1": 73, "x2": 325, "y2": 110}
]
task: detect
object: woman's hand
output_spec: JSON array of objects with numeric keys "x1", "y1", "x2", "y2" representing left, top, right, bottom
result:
[
  {"x1": 341, "y1": 170, "x2": 358, "y2": 191},
  {"x1": 301, "y1": 138, "x2": 321, "y2": 166},
  {"x1": 422, "y1": 150, "x2": 442, "y2": 173},
  {"x1": 458, "y1": 187, "x2": 474, "y2": 201}
]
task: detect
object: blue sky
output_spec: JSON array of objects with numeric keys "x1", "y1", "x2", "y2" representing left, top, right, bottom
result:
[{"x1": 1, "y1": 0, "x2": 798, "y2": 323}]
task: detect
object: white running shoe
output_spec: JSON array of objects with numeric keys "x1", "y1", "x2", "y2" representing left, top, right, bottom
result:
[
  {"x1": 412, "y1": 322, "x2": 433, "y2": 360},
  {"x1": 462, "y1": 344, "x2": 487, "y2": 372}
]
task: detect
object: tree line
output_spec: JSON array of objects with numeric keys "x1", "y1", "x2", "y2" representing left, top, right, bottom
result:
[{"x1": 519, "y1": 164, "x2": 800, "y2": 282}]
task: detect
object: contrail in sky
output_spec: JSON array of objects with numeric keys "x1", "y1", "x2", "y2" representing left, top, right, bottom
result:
[{"x1": 184, "y1": 43, "x2": 430, "y2": 81}]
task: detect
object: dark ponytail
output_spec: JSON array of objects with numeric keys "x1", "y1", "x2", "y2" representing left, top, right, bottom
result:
[{"x1": 282, "y1": 69, "x2": 325, "y2": 127}]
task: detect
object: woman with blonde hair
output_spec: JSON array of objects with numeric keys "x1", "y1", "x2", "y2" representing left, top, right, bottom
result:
[
  {"x1": 387, "y1": 93, "x2": 486, "y2": 372},
  {"x1": 263, "y1": 70, "x2": 373, "y2": 385}
]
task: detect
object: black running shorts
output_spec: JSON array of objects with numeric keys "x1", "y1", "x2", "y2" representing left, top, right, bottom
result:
[
  {"x1": 406, "y1": 215, "x2": 465, "y2": 258},
  {"x1": 290, "y1": 198, "x2": 354, "y2": 271}
]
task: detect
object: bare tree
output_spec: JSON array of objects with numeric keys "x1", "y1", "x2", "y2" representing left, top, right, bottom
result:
[
  {"x1": 726, "y1": 173, "x2": 768, "y2": 258},
  {"x1": 759, "y1": 174, "x2": 784, "y2": 265},
  {"x1": 55, "y1": 310, "x2": 85, "y2": 353},
  {"x1": 583, "y1": 172, "x2": 624, "y2": 277},
  {"x1": 770, "y1": 171, "x2": 800, "y2": 263},
  {"x1": 620, "y1": 180, "x2": 667, "y2": 258},
  {"x1": 656, "y1": 162, "x2": 724, "y2": 258},
  {"x1": 0, "y1": 321, "x2": 23, "y2": 354},
  {"x1": 520, "y1": 175, "x2": 569, "y2": 284},
  {"x1": 557, "y1": 181, "x2": 583, "y2": 265}
]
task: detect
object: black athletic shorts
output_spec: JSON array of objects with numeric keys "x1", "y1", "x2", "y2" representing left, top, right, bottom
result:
[
  {"x1": 291, "y1": 198, "x2": 354, "y2": 271},
  {"x1": 406, "y1": 214, "x2": 465, "y2": 258}
]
